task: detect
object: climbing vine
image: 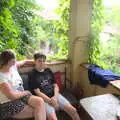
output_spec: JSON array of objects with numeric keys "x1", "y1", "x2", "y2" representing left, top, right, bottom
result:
[{"x1": 89, "y1": 0, "x2": 106, "y2": 68}]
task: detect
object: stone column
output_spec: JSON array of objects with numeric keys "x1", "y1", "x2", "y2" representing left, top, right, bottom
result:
[{"x1": 69, "y1": 0, "x2": 92, "y2": 84}]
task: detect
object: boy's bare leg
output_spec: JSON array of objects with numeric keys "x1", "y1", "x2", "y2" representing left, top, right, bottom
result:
[{"x1": 63, "y1": 104, "x2": 80, "y2": 120}]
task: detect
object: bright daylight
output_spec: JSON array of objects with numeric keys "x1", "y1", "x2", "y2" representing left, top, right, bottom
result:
[{"x1": 0, "y1": 0, "x2": 120, "y2": 120}]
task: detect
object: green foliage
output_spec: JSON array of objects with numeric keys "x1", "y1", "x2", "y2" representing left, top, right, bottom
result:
[
  {"x1": 100, "y1": 3, "x2": 120, "y2": 74},
  {"x1": 101, "y1": 35, "x2": 120, "y2": 74},
  {"x1": 89, "y1": 0, "x2": 106, "y2": 68},
  {"x1": 33, "y1": 18, "x2": 54, "y2": 42},
  {"x1": 89, "y1": 0, "x2": 120, "y2": 74},
  {"x1": 106, "y1": 6, "x2": 120, "y2": 27},
  {"x1": 52, "y1": 0, "x2": 70, "y2": 59},
  {"x1": 0, "y1": 0, "x2": 20, "y2": 53},
  {"x1": 0, "y1": 0, "x2": 70, "y2": 60},
  {"x1": 0, "y1": 0, "x2": 44, "y2": 59},
  {"x1": 11, "y1": 0, "x2": 55, "y2": 58},
  {"x1": 11, "y1": 0, "x2": 42, "y2": 56}
]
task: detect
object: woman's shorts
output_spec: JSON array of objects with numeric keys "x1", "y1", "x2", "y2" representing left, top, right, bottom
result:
[{"x1": 0, "y1": 94, "x2": 31, "y2": 120}]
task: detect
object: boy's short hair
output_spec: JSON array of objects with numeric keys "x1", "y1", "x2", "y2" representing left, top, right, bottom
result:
[{"x1": 34, "y1": 53, "x2": 46, "y2": 60}]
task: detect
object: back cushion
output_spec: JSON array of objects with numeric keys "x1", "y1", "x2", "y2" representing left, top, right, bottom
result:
[
  {"x1": 20, "y1": 73, "x2": 29, "y2": 90},
  {"x1": 54, "y1": 72, "x2": 63, "y2": 92}
]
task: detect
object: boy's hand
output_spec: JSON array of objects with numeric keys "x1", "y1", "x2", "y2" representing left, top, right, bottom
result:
[{"x1": 50, "y1": 96, "x2": 59, "y2": 109}]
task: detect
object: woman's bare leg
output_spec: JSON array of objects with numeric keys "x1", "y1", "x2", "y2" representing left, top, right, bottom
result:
[
  {"x1": 28, "y1": 95, "x2": 46, "y2": 120},
  {"x1": 12, "y1": 105, "x2": 34, "y2": 119},
  {"x1": 13, "y1": 96, "x2": 46, "y2": 120}
]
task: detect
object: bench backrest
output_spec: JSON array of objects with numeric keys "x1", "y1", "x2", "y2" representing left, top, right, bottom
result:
[
  {"x1": 19, "y1": 61, "x2": 67, "y2": 92},
  {"x1": 20, "y1": 71, "x2": 63, "y2": 92}
]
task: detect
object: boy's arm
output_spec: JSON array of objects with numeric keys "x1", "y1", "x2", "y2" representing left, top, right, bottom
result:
[
  {"x1": 53, "y1": 84, "x2": 59, "y2": 98},
  {"x1": 34, "y1": 88, "x2": 51, "y2": 104},
  {"x1": 50, "y1": 83, "x2": 59, "y2": 103},
  {"x1": 35, "y1": 88, "x2": 59, "y2": 109},
  {"x1": 50, "y1": 84, "x2": 60, "y2": 109},
  {"x1": 48, "y1": 69, "x2": 59, "y2": 98}
]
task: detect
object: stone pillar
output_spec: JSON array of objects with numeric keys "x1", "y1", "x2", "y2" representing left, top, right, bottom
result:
[{"x1": 69, "y1": 0, "x2": 92, "y2": 84}]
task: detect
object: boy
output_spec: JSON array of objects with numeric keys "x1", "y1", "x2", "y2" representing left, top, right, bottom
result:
[{"x1": 28, "y1": 53, "x2": 80, "y2": 120}]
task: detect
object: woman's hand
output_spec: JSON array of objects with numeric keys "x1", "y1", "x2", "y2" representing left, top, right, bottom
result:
[{"x1": 23, "y1": 90, "x2": 31, "y2": 95}]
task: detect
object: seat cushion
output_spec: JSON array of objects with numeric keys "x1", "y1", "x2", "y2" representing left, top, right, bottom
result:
[{"x1": 54, "y1": 72, "x2": 63, "y2": 92}]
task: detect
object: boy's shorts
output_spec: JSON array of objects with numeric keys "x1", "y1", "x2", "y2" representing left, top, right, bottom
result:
[{"x1": 46, "y1": 94, "x2": 70, "y2": 116}]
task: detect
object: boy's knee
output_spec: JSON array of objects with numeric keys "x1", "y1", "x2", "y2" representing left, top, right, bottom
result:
[{"x1": 48, "y1": 113, "x2": 57, "y2": 120}]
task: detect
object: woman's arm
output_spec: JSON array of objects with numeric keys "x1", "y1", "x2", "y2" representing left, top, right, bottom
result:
[
  {"x1": 0, "y1": 82, "x2": 31, "y2": 100},
  {"x1": 16, "y1": 60, "x2": 34, "y2": 68}
]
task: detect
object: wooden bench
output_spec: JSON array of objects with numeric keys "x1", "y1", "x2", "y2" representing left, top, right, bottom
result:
[{"x1": 5, "y1": 61, "x2": 82, "y2": 120}]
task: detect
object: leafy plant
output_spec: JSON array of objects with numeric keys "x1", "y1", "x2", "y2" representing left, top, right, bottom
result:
[
  {"x1": 51, "y1": 0, "x2": 70, "y2": 59},
  {"x1": 11, "y1": 0, "x2": 42, "y2": 56},
  {"x1": 0, "y1": 0, "x2": 20, "y2": 53},
  {"x1": 89, "y1": 0, "x2": 120, "y2": 74},
  {"x1": 89, "y1": 0, "x2": 106, "y2": 68}
]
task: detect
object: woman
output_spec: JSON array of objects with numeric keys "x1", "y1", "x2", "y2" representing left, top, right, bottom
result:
[{"x1": 0, "y1": 50, "x2": 46, "y2": 120}]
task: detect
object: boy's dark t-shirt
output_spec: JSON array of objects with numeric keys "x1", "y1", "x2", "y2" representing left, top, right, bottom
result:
[{"x1": 28, "y1": 68, "x2": 55, "y2": 97}]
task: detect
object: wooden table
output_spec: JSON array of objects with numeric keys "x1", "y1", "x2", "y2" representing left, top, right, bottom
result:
[{"x1": 80, "y1": 94, "x2": 120, "y2": 120}]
